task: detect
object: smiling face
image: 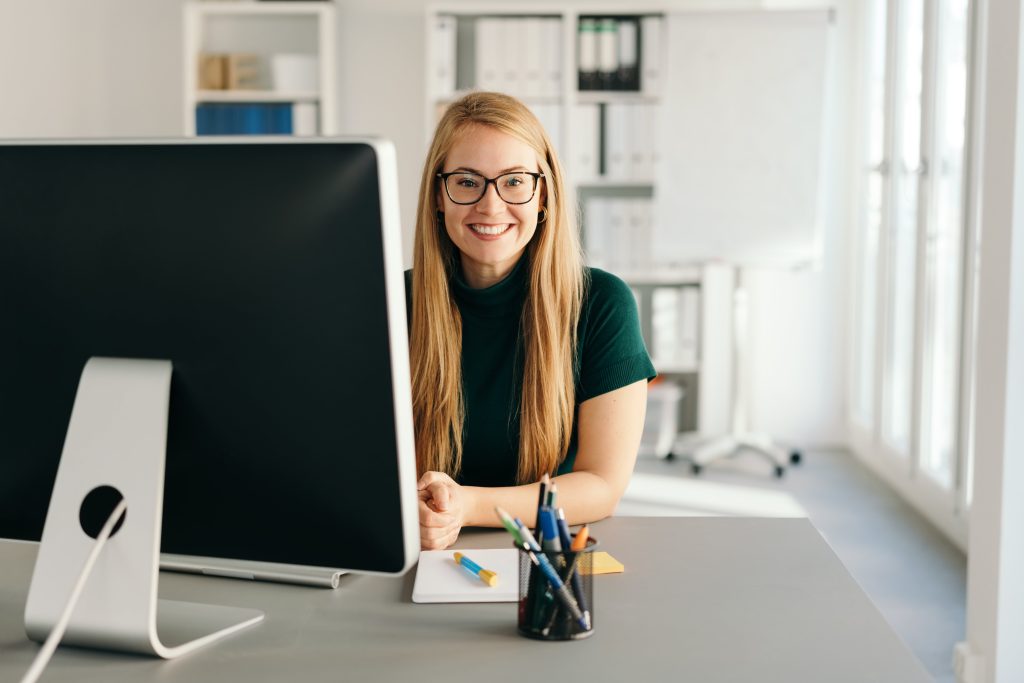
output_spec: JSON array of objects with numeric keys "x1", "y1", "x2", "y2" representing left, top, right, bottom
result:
[{"x1": 437, "y1": 124, "x2": 545, "y2": 289}]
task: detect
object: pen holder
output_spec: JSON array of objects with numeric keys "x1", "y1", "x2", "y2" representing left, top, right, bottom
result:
[{"x1": 516, "y1": 537, "x2": 597, "y2": 641}]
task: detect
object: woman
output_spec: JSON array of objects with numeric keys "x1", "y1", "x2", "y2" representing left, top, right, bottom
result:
[{"x1": 410, "y1": 92, "x2": 655, "y2": 550}]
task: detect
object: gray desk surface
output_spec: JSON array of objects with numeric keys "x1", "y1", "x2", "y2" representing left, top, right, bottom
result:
[{"x1": 0, "y1": 517, "x2": 929, "y2": 682}]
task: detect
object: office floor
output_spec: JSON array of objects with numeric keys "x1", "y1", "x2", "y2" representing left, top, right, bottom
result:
[{"x1": 620, "y1": 448, "x2": 966, "y2": 683}]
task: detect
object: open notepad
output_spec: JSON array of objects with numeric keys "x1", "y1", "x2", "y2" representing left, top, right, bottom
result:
[{"x1": 412, "y1": 549, "x2": 519, "y2": 603}]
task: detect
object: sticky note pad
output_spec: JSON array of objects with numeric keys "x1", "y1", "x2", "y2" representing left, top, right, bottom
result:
[{"x1": 580, "y1": 551, "x2": 624, "y2": 575}]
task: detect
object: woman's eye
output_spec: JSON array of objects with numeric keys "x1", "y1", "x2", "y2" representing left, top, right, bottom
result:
[
  {"x1": 504, "y1": 176, "x2": 524, "y2": 187},
  {"x1": 456, "y1": 177, "x2": 480, "y2": 187}
]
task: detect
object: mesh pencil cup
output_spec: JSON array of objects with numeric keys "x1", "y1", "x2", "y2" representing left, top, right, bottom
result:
[{"x1": 516, "y1": 537, "x2": 597, "y2": 641}]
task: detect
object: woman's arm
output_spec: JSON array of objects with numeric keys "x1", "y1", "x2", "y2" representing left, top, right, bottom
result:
[{"x1": 418, "y1": 379, "x2": 648, "y2": 548}]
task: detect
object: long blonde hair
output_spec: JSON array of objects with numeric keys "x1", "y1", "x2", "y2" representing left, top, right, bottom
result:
[{"x1": 411, "y1": 92, "x2": 585, "y2": 484}]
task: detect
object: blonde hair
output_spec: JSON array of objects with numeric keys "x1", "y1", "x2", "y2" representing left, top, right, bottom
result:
[{"x1": 410, "y1": 92, "x2": 585, "y2": 484}]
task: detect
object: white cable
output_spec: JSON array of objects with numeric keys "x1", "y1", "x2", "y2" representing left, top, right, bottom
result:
[{"x1": 20, "y1": 499, "x2": 128, "y2": 683}]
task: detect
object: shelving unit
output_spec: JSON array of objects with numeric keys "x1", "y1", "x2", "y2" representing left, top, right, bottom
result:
[
  {"x1": 183, "y1": 1, "x2": 337, "y2": 136},
  {"x1": 425, "y1": 4, "x2": 729, "y2": 455}
]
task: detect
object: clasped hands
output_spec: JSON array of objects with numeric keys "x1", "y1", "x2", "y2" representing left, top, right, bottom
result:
[{"x1": 418, "y1": 471, "x2": 472, "y2": 550}]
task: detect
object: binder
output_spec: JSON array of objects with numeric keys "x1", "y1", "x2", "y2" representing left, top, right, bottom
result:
[
  {"x1": 522, "y1": 18, "x2": 543, "y2": 98},
  {"x1": 641, "y1": 16, "x2": 664, "y2": 96},
  {"x1": 629, "y1": 104, "x2": 656, "y2": 181},
  {"x1": 627, "y1": 198, "x2": 651, "y2": 268},
  {"x1": 570, "y1": 104, "x2": 600, "y2": 183},
  {"x1": 544, "y1": 18, "x2": 563, "y2": 97},
  {"x1": 604, "y1": 103, "x2": 629, "y2": 180},
  {"x1": 530, "y1": 104, "x2": 563, "y2": 159},
  {"x1": 583, "y1": 196, "x2": 609, "y2": 268},
  {"x1": 597, "y1": 18, "x2": 618, "y2": 90},
  {"x1": 501, "y1": 19, "x2": 525, "y2": 94},
  {"x1": 617, "y1": 19, "x2": 640, "y2": 91},
  {"x1": 435, "y1": 15, "x2": 457, "y2": 99},
  {"x1": 577, "y1": 18, "x2": 598, "y2": 90},
  {"x1": 292, "y1": 102, "x2": 318, "y2": 136},
  {"x1": 600, "y1": 199, "x2": 630, "y2": 271},
  {"x1": 475, "y1": 18, "x2": 500, "y2": 91}
]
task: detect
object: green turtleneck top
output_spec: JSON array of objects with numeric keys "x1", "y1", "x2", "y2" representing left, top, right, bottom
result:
[{"x1": 405, "y1": 257, "x2": 656, "y2": 487}]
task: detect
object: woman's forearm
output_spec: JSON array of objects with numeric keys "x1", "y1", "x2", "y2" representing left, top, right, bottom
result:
[{"x1": 464, "y1": 470, "x2": 621, "y2": 528}]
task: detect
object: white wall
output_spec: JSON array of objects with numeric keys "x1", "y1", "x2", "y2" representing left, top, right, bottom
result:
[
  {"x1": 0, "y1": 0, "x2": 852, "y2": 449},
  {"x1": 0, "y1": 1, "x2": 182, "y2": 138}
]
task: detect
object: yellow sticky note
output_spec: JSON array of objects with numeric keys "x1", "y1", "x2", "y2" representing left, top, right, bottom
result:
[{"x1": 580, "y1": 551, "x2": 624, "y2": 575}]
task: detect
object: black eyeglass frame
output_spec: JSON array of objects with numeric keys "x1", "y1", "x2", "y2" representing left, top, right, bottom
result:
[{"x1": 436, "y1": 171, "x2": 545, "y2": 205}]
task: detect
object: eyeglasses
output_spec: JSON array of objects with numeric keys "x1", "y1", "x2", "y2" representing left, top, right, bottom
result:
[{"x1": 437, "y1": 171, "x2": 544, "y2": 205}]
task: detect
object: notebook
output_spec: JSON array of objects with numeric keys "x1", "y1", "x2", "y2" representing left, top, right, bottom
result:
[{"x1": 412, "y1": 548, "x2": 519, "y2": 603}]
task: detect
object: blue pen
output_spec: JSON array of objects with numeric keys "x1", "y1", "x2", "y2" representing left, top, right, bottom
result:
[
  {"x1": 555, "y1": 507, "x2": 590, "y2": 628},
  {"x1": 539, "y1": 507, "x2": 562, "y2": 552},
  {"x1": 519, "y1": 542, "x2": 589, "y2": 629},
  {"x1": 514, "y1": 520, "x2": 588, "y2": 629}
]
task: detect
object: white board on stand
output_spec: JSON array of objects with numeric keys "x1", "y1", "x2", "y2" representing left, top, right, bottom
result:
[{"x1": 654, "y1": 9, "x2": 832, "y2": 269}]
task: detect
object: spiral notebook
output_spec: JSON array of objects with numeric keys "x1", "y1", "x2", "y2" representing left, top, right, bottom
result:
[{"x1": 412, "y1": 549, "x2": 519, "y2": 603}]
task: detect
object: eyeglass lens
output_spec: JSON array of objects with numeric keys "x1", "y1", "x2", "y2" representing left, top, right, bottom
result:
[{"x1": 445, "y1": 172, "x2": 537, "y2": 204}]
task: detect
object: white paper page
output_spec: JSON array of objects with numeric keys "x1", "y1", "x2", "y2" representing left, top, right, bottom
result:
[{"x1": 412, "y1": 548, "x2": 519, "y2": 603}]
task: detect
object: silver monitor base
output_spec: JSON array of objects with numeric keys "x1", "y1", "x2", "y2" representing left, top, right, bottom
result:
[{"x1": 24, "y1": 357, "x2": 263, "y2": 658}]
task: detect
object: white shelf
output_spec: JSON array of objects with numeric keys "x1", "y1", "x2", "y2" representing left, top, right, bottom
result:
[
  {"x1": 575, "y1": 92, "x2": 661, "y2": 105},
  {"x1": 190, "y1": 2, "x2": 333, "y2": 17},
  {"x1": 195, "y1": 89, "x2": 321, "y2": 103},
  {"x1": 614, "y1": 267, "x2": 703, "y2": 285},
  {"x1": 576, "y1": 179, "x2": 655, "y2": 189},
  {"x1": 183, "y1": 0, "x2": 336, "y2": 136},
  {"x1": 434, "y1": 91, "x2": 563, "y2": 107}
]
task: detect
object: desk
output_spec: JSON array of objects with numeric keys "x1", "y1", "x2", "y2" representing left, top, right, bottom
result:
[{"x1": 0, "y1": 517, "x2": 929, "y2": 682}]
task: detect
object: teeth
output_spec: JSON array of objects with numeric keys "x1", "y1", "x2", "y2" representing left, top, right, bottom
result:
[{"x1": 469, "y1": 224, "x2": 511, "y2": 236}]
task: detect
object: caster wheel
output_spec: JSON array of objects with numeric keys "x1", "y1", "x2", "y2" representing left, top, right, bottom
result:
[
  {"x1": 790, "y1": 450, "x2": 803, "y2": 465},
  {"x1": 664, "y1": 451, "x2": 676, "y2": 461},
  {"x1": 774, "y1": 466, "x2": 785, "y2": 478},
  {"x1": 691, "y1": 463, "x2": 703, "y2": 476}
]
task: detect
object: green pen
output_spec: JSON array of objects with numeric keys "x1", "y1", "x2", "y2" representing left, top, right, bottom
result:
[{"x1": 494, "y1": 506, "x2": 523, "y2": 545}]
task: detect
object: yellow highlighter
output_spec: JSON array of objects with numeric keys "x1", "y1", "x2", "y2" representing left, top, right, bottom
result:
[{"x1": 453, "y1": 552, "x2": 498, "y2": 587}]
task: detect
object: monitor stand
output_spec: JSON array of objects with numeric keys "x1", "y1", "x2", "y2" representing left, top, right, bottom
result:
[{"x1": 24, "y1": 357, "x2": 263, "y2": 658}]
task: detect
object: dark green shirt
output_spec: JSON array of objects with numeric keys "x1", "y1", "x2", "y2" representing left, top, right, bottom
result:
[{"x1": 405, "y1": 258, "x2": 656, "y2": 487}]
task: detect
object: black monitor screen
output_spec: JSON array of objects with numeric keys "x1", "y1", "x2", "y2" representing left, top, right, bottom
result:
[{"x1": 0, "y1": 140, "x2": 417, "y2": 574}]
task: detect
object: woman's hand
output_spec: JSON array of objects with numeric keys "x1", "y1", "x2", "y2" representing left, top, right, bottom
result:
[{"x1": 417, "y1": 471, "x2": 470, "y2": 550}]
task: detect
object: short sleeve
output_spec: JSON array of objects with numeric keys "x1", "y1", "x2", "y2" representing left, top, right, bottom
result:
[{"x1": 576, "y1": 269, "x2": 657, "y2": 402}]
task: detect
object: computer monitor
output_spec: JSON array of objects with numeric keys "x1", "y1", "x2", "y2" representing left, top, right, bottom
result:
[{"x1": 0, "y1": 138, "x2": 419, "y2": 577}]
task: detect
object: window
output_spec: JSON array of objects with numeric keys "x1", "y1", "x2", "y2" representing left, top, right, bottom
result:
[{"x1": 850, "y1": 0, "x2": 973, "y2": 538}]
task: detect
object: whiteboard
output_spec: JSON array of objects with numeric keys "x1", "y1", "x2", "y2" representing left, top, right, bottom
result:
[{"x1": 653, "y1": 10, "x2": 832, "y2": 268}]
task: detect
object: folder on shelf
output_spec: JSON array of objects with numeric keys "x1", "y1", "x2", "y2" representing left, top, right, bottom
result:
[
  {"x1": 501, "y1": 19, "x2": 525, "y2": 95},
  {"x1": 597, "y1": 18, "x2": 619, "y2": 90},
  {"x1": 292, "y1": 102, "x2": 317, "y2": 136},
  {"x1": 617, "y1": 19, "x2": 640, "y2": 91},
  {"x1": 523, "y1": 17, "x2": 544, "y2": 98},
  {"x1": 641, "y1": 16, "x2": 664, "y2": 96},
  {"x1": 475, "y1": 18, "x2": 501, "y2": 91},
  {"x1": 434, "y1": 15, "x2": 458, "y2": 99},
  {"x1": 578, "y1": 18, "x2": 598, "y2": 90},
  {"x1": 583, "y1": 196, "x2": 610, "y2": 268},
  {"x1": 604, "y1": 103, "x2": 630, "y2": 180},
  {"x1": 570, "y1": 104, "x2": 600, "y2": 183},
  {"x1": 544, "y1": 18, "x2": 563, "y2": 97}
]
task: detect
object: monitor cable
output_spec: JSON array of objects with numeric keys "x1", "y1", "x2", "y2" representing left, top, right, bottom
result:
[{"x1": 20, "y1": 498, "x2": 128, "y2": 683}]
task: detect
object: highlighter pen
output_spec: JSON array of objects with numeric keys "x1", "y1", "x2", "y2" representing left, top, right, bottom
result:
[
  {"x1": 453, "y1": 552, "x2": 498, "y2": 587},
  {"x1": 519, "y1": 542, "x2": 589, "y2": 630},
  {"x1": 494, "y1": 506, "x2": 524, "y2": 545},
  {"x1": 570, "y1": 524, "x2": 590, "y2": 552}
]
